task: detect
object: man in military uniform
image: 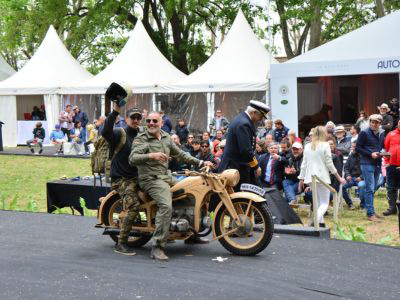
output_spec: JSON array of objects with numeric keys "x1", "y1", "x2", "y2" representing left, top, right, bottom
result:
[
  {"x1": 129, "y1": 112, "x2": 213, "y2": 261},
  {"x1": 102, "y1": 102, "x2": 142, "y2": 256},
  {"x1": 218, "y1": 100, "x2": 270, "y2": 190}
]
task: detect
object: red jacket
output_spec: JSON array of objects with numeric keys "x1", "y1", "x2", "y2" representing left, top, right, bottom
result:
[{"x1": 384, "y1": 128, "x2": 400, "y2": 166}]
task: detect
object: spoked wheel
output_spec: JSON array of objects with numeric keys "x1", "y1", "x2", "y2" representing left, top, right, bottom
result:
[
  {"x1": 214, "y1": 198, "x2": 274, "y2": 256},
  {"x1": 101, "y1": 195, "x2": 151, "y2": 248}
]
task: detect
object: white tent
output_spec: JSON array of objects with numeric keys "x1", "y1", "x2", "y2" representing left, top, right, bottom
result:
[
  {"x1": 271, "y1": 10, "x2": 400, "y2": 134},
  {"x1": 61, "y1": 20, "x2": 186, "y2": 95},
  {"x1": 156, "y1": 10, "x2": 278, "y2": 130},
  {"x1": 0, "y1": 55, "x2": 15, "y2": 82},
  {"x1": 0, "y1": 26, "x2": 92, "y2": 147},
  {"x1": 160, "y1": 10, "x2": 278, "y2": 93}
]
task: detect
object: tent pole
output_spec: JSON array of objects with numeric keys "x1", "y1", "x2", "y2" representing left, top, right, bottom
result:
[{"x1": 152, "y1": 93, "x2": 156, "y2": 111}]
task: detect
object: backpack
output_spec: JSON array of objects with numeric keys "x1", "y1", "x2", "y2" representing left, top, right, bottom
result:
[{"x1": 91, "y1": 128, "x2": 126, "y2": 185}]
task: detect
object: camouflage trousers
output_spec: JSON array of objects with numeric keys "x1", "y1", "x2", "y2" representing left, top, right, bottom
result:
[{"x1": 111, "y1": 177, "x2": 140, "y2": 243}]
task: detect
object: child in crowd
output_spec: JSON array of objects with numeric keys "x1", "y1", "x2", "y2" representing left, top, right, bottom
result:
[
  {"x1": 50, "y1": 124, "x2": 66, "y2": 155},
  {"x1": 69, "y1": 121, "x2": 84, "y2": 155},
  {"x1": 84, "y1": 124, "x2": 97, "y2": 155}
]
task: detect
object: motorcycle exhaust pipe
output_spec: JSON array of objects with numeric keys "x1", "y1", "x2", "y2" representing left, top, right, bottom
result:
[{"x1": 103, "y1": 228, "x2": 152, "y2": 237}]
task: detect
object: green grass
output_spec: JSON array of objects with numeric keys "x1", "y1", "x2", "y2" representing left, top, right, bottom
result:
[
  {"x1": 0, "y1": 155, "x2": 399, "y2": 246},
  {"x1": 0, "y1": 155, "x2": 91, "y2": 212}
]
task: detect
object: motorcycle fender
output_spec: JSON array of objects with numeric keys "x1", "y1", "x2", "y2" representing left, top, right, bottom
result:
[
  {"x1": 96, "y1": 190, "x2": 118, "y2": 225},
  {"x1": 211, "y1": 192, "x2": 266, "y2": 238}
]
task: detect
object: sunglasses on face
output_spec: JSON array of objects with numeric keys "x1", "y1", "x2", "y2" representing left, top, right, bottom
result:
[
  {"x1": 201, "y1": 145, "x2": 209, "y2": 148},
  {"x1": 130, "y1": 115, "x2": 142, "y2": 120},
  {"x1": 146, "y1": 119, "x2": 159, "y2": 124}
]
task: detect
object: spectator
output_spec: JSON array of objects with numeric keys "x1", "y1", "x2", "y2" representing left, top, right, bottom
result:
[
  {"x1": 327, "y1": 136, "x2": 344, "y2": 193},
  {"x1": 95, "y1": 116, "x2": 106, "y2": 135},
  {"x1": 196, "y1": 140, "x2": 215, "y2": 165},
  {"x1": 39, "y1": 105, "x2": 46, "y2": 120},
  {"x1": 72, "y1": 105, "x2": 89, "y2": 141},
  {"x1": 304, "y1": 129, "x2": 313, "y2": 145},
  {"x1": 355, "y1": 110, "x2": 369, "y2": 131},
  {"x1": 282, "y1": 142, "x2": 303, "y2": 204},
  {"x1": 335, "y1": 125, "x2": 351, "y2": 156},
  {"x1": 212, "y1": 130, "x2": 224, "y2": 150},
  {"x1": 31, "y1": 106, "x2": 41, "y2": 120},
  {"x1": 202, "y1": 131, "x2": 211, "y2": 142},
  {"x1": 50, "y1": 124, "x2": 66, "y2": 155},
  {"x1": 175, "y1": 119, "x2": 189, "y2": 144},
  {"x1": 350, "y1": 125, "x2": 359, "y2": 143},
  {"x1": 160, "y1": 110, "x2": 172, "y2": 133},
  {"x1": 27, "y1": 122, "x2": 45, "y2": 155},
  {"x1": 388, "y1": 98, "x2": 399, "y2": 127},
  {"x1": 84, "y1": 124, "x2": 97, "y2": 155},
  {"x1": 299, "y1": 126, "x2": 345, "y2": 227},
  {"x1": 259, "y1": 142, "x2": 285, "y2": 190},
  {"x1": 279, "y1": 137, "x2": 291, "y2": 159},
  {"x1": 288, "y1": 130, "x2": 301, "y2": 145},
  {"x1": 342, "y1": 142, "x2": 365, "y2": 210},
  {"x1": 378, "y1": 103, "x2": 393, "y2": 136},
  {"x1": 209, "y1": 109, "x2": 229, "y2": 136},
  {"x1": 69, "y1": 121, "x2": 85, "y2": 155},
  {"x1": 356, "y1": 114, "x2": 385, "y2": 221},
  {"x1": 115, "y1": 115, "x2": 127, "y2": 128},
  {"x1": 169, "y1": 134, "x2": 184, "y2": 172},
  {"x1": 182, "y1": 134, "x2": 194, "y2": 153},
  {"x1": 325, "y1": 121, "x2": 336, "y2": 135},
  {"x1": 257, "y1": 119, "x2": 273, "y2": 139},
  {"x1": 190, "y1": 139, "x2": 201, "y2": 157},
  {"x1": 265, "y1": 133, "x2": 274, "y2": 148},
  {"x1": 255, "y1": 140, "x2": 266, "y2": 160},
  {"x1": 59, "y1": 104, "x2": 74, "y2": 141},
  {"x1": 272, "y1": 119, "x2": 289, "y2": 143},
  {"x1": 382, "y1": 119, "x2": 400, "y2": 216}
]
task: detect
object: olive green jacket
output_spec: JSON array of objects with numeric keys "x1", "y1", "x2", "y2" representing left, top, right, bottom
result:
[{"x1": 129, "y1": 129, "x2": 202, "y2": 181}]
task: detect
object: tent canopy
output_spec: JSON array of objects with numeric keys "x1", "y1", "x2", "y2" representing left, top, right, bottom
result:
[
  {"x1": 159, "y1": 10, "x2": 278, "y2": 93},
  {"x1": 0, "y1": 55, "x2": 15, "y2": 82},
  {"x1": 0, "y1": 26, "x2": 92, "y2": 95},
  {"x1": 61, "y1": 20, "x2": 186, "y2": 95},
  {"x1": 288, "y1": 10, "x2": 400, "y2": 64}
]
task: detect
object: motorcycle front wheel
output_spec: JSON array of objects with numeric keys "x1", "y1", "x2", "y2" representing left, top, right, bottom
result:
[
  {"x1": 101, "y1": 195, "x2": 151, "y2": 248},
  {"x1": 214, "y1": 198, "x2": 274, "y2": 256}
]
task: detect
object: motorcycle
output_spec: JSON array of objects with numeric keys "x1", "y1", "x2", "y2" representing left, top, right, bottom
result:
[{"x1": 95, "y1": 168, "x2": 274, "y2": 256}]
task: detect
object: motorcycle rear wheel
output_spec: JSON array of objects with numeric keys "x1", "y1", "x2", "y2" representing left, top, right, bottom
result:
[
  {"x1": 214, "y1": 198, "x2": 273, "y2": 256},
  {"x1": 101, "y1": 195, "x2": 151, "y2": 248}
]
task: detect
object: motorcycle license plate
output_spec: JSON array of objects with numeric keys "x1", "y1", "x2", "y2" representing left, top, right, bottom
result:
[{"x1": 240, "y1": 184, "x2": 266, "y2": 197}]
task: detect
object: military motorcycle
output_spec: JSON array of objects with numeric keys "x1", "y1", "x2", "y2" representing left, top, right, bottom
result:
[{"x1": 95, "y1": 168, "x2": 274, "y2": 256}]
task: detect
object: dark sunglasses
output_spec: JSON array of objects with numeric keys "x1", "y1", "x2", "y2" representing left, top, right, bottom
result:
[
  {"x1": 201, "y1": 145, "x2": 209, "y2": 148},
  {"x1": 130, "y1": 115, "x2": 142, "y2": 120},
  {"x1": 146, "y1": 119, "x2": 159, "y2": 124}
]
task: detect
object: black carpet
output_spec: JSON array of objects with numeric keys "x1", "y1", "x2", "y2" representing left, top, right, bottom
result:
[{"x1": 0, "y1": 210, "x2": 399, "y2": 299}]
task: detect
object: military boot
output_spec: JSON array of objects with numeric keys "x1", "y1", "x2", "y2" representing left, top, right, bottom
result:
[
  {"x1": 114, "y1": 242, "x2": 136, "y2": 256},
  {"x1": 150, "y1": 246, "x2": 168, "y2": 261},
  {"x1": 383, "y1": 189, "x2": 398, "y2": 216}
]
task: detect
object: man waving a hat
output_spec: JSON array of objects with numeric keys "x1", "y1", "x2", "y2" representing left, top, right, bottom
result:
[{"x1": 218, "y1": 100, "x2": 270, "y2": 190}]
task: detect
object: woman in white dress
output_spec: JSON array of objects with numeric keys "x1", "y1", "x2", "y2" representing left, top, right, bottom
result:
[{"x1": 298, "y1": 126, "x2": 346, "y2": 226}]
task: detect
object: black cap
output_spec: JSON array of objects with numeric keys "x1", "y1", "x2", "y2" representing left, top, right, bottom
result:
[
  {"x1": 106, "y1": 82, "x2": 127, "y2": 100},
  {"x1": 126, "y1": 108, "x2": 142, "y2": 119},
  {"x1": 249, "y1": 100, "x2": 270, "y2": 117}
]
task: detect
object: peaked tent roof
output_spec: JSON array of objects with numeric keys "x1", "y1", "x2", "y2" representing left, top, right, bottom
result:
[
  {"x1": 61, "y1": 20, "x2": 186, "y2": 94},
  {"x1": 0, "y1": 55, "x2": 15, "y2": 82},
  {"x1": 0, "y1": 26, "x2": 92, "y2": 95},
  {"x1": 160, "y1": 10, "x2": 278, "y2": 93},
  {"x1": 288, "y1": 10, "x2": 400, "y2": 64}
]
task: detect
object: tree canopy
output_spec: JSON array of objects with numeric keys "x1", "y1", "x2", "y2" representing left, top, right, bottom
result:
[{"x1": 0, "y1": 0, "x2": 398, "y2": 74}]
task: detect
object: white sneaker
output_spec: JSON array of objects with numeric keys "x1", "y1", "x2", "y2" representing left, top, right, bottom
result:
[
  {"x1": 34, "y1": 153, "x2": 39, "y2": 155},
  {"x1": 78, "y1": 152, "x2": 84, "y2": 156}
]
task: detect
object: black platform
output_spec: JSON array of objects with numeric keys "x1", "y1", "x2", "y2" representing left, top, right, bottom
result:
[{"x1": 1, "y1": 210, "x2": 399, "y2": 299}]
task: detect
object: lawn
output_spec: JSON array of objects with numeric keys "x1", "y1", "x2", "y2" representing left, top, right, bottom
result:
[{"x1": 0, "y1": 155, "x2": 399, "y2": 246}]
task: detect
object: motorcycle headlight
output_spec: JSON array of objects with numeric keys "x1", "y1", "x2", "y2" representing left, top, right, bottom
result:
[{"x1": 220, "y1": 169, "x2": 240, "y2": 187}]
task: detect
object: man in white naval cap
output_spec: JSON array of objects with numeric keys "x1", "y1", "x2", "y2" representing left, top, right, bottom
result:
[{"x1": 218, "y1": 100, "x2": 270, "y2": 190}]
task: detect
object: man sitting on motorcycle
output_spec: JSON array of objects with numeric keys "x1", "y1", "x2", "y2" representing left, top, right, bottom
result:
[
  {"x1": 129, "y1": 112, "x2": 213, "y2": 261},
  {"x1": 102, "y1": 102, "x2": 142, "y2": 256}
]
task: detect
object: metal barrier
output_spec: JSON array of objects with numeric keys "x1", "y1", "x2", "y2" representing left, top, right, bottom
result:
[{"x1": 311, "y1": 175, "x2": 339, "y2": 230}]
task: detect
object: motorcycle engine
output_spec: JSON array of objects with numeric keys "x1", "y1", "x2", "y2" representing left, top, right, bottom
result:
[{"x1": 170, "y1": 196, "x2": 195, "y2": 232}]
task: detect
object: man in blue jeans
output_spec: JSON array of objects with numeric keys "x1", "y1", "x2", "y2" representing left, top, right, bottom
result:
[
  {"x1": 356, "y1": 114, "x2": 385, "y2": 221},
  {"x1": 282, "y1": 142, "x2": 303, "y2": 204}
]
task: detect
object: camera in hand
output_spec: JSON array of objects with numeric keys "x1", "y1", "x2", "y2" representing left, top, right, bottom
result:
[{"x1": 105, "y1": 82, "x2": 128, "y2": 107}]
